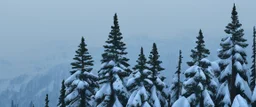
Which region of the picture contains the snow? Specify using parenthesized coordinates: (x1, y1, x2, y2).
(184, 66, 198, 75)
(201, 58, 211, 64)
(150, 86, 161, 107)
(234, 45, 245, 53)
(77, 81, 88, 89)
(95, 83, 111, 99)
(186, 93, 196, 104)
(142, 102, 151, 107)
(234, 61, 243, 71)
(234, 53, 243, 61)
(219, 64, 232, 80)
(65, 70, 81, 85)
(198, 69, 206, 80)
(217, 81, 231, 105)
(235, 74, 251, 99)
(211, 61, 220, 71)
(221, 36, 232, 45)
(183, 78, 195, 86)
(172, 96, 190, 107)
(113, 95, 123, 107)
(108, 60, 115, 66)
(202, 90, 214, 106)
(252, 86, 256, 101)
(232, 95, 248, 107)
(113, 66, 124, 72)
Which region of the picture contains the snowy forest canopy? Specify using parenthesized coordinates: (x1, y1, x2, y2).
(8, 4, 256, 107)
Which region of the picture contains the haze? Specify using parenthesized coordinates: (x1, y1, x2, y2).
(0, 0, 256, 79)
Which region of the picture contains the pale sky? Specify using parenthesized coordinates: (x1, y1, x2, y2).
(0, 0, 256, 79)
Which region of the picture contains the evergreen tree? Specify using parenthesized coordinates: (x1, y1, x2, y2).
(65, 37, 98, 107)
(95, 13, 130, 107)
(101, 13, 130, 71)
(217, 4, 251, 106)
(183, 59, 217, 107)
(187, 29, 210, 66)
(70, 37, 93, 74)
(250, 26, 256, 91)
(126, 47, 152, 107)
(170, 50, 183, 105)
(58, 80, 66, 107)
(147, 43, 168, 107)
(183, 29, 217, 106)
(45, 94, 49, 107)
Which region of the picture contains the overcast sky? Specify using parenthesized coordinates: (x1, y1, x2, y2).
(0, 0, 256, 79)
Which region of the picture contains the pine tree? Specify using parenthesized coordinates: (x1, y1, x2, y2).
(170, 50, 183, 105)
(45, 94, 49, 107)
(250, 26, 256, 91)
(58, 80, 66, 107)
(183, 59, 217, 107)
(70, 37, 93, 74)
(95, 13, 130, 107)
(126, 47, 152, 107)
(65, 37, 98, 107)
(147, 43, 168, 107)
(217, 4, 251, 106)
(187, 29, 210, 66)
(101, 13, 130, 71)
(183, 29, 217, 106)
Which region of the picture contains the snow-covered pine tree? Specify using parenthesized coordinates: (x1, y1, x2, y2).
(187, 29, 210, 66)
(183, 30, 217, 107)
(45, 94, 49, 107)
(183, 59, 217, 107)
(250, 26, 256, 91)
(147, 43, 168, 107)
(58, 80, 66, 107)
(126, 47, 152, 107)
(170, 50, 183, 106)
(95, 13, 130, 107)
(65, 37, 98, 107)
(216, 4, 251, 106)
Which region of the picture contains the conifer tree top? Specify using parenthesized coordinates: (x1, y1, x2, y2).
(187, 29, 210, 66)
(70, 37, 94, 74)
(102, 13, 129, 68)
(133, 47, 147, 72)
(148, 43, 164, 78)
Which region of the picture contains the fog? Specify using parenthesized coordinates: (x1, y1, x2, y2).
(0, 0, 256, 79)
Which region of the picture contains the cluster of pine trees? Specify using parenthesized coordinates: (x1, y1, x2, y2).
(35, 4, 256, 107)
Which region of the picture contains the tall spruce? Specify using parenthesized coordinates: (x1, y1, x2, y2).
(70, 37, 93, 74)
(45, 94, 49, 107)
(126, 47, 152, 107)
(187, 29, 210, 66)
(217, 4, 251, 106)
(65, 37, 98, 107)
(183, 30, 217, 106)
(250, 26, 256, 91)
(147, 43, 168, 107)
(58, 80, 66, 107)
(95, 13, 130, 107)
(101, 13, 130, 70)
(170, 50, 183, 105)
